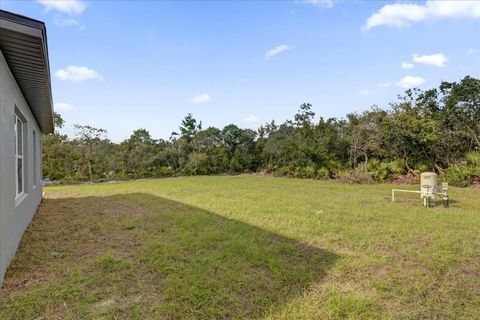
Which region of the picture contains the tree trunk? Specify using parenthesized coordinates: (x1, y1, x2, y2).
(88, 161, 92, 181)
(363, 152, 368, 173)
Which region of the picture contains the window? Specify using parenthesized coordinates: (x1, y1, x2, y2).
(14, 114, 24, 197)
(39, 138, 42, 184)
(33, 130, 37, 187)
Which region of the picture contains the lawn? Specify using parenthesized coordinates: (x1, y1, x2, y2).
(0, 176, 479, 319)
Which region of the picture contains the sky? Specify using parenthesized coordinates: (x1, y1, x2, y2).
(1, 0, 479, 142)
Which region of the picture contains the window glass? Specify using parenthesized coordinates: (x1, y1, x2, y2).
(15, 113, 25, 197)
(17, 118, 23, 156)
(33, 130, 37, 186)
(17, 158, 23, 195)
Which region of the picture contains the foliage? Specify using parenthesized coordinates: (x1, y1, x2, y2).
(446, 151, 480, 186)
(317, 167, 330, 179)
(445, 164, 468, 187)
(388, 159, 406, 175)
(42, 76, 480, 186)
(367, 159, 389, 181)
(294, 165, 316, 178)
(336, 168, 375, 184)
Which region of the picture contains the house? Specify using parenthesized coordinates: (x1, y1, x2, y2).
(0, 10, 54, 285)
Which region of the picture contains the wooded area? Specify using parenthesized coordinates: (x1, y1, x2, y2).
(43, 76, 480, 186)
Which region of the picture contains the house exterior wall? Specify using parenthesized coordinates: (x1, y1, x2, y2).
(0, 48, 43, 284)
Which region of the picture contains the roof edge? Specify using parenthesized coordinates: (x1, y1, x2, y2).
(0, 10, 54, 134)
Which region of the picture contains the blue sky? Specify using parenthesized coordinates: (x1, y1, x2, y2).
(2, 0, 479, 141)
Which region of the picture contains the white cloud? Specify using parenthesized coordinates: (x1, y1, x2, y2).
(55, 65, 103, 83)
(54, 17, 80, 27)
(302, 0, 334, 8)
(54, 102, 75, 112)
(396, 76, 426, 89)
(413, 53, 448, 67)
(467, 48, 476, 55)
(191, 93, 211, 104)
(401, 62, 414, 69)
(358, 89, 369, 96)
(365, 1, 480, 30)
(243, 115, 259, 124)
(36, 0, 86, 15)
(265, 44, 292, 59)
(377, 82, 391, 88)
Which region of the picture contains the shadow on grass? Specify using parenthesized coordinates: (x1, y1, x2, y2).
(1, 193, 337, 319)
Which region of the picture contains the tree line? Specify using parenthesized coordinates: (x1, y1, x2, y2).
(43, 76, 480, 186)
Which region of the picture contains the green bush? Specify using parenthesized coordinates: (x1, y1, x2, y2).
(316, 167, 330, 179)
(273, 165, 292, 177)
(326, 160, 342, 176)
(263, 164, 275, 174)
(366, 159, 381, 172)
(388, 159, 406, 175)
(446, 151, 480, 186)
(337, 168, 375, 184)
(465, 151, 480, 177)
(446, 164, 468, 187)
(294, 166, 316, 178)
(304, 166, 316, 178)
(465, 151, 480, 166)
(366, 159, 389, 181)
(415, 161, 433, 172)
(158, 166, 174, 176)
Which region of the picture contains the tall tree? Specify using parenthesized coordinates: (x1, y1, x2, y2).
(73, 125, 108, 181)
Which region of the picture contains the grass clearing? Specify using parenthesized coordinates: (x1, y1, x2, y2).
(0, 176, 479, 319)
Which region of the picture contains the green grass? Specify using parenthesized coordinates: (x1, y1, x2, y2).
(1, 176, 479, 319)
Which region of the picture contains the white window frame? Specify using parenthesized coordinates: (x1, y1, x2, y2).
(14, 113, 25, 198)
(39, 137, 42, 185)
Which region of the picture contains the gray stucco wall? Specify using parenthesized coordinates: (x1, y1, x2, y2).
(0, 48, 43, 285)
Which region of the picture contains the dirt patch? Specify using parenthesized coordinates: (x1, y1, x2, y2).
(103, 200, 150, 216)
(0, 196, 148, 298)
(410, 236, 430, 250)
(391, 173, 418, 185)
(470, 178, 480, 188)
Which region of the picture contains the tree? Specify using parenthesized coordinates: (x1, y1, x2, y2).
(42, 112, 70, 180)
(176, 113, 202, 143)
(40, 76, 480, 183)
(73, 124, 108, 181)
(53, 112, 65, 132)
(440, 76, 480, 150)
(119, 129, 159, 178)
(347, 109, 386, 170)
(222, 124, 258, 172)
(294, 103, 315, 135)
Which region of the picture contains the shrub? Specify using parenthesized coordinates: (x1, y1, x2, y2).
(446, 151, 480, 186)
(366, 159, 389, 181)
(263, 164, 275, 174)
(316, 167, 330, 179)
(294, 166, 316, 178)
(366, 159, 380, 172)
(465, 151, 480, 178)
(415, 161, 433, 172)
(336, 168, 375, 184)
(273, 165, 292, 177)
(388, 159, 406, 175)
(228, 158, 243, 174)
(326, 160, 342, 176)
(465, 151, 480, 166)
(158, 166, 174, 176)
(446, 164, 468, 187)
(305, 165, 316, 178)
